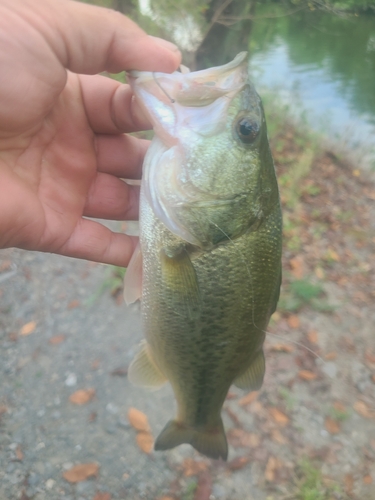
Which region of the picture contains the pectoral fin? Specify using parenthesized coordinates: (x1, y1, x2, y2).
(234, 349, 265, 391)
(160, 248, 200, 319)
(128, 341, 167, 390)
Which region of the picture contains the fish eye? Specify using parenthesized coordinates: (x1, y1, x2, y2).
(235, 116, 260, 144)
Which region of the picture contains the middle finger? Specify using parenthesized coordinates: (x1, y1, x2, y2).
(95, 133, 149, 179)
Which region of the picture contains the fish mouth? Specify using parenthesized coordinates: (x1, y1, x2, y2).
(128, 51, 249, 109)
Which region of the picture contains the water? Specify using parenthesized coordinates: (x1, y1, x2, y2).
(246, 5, 375, 166)
(137, 0, 375, 167)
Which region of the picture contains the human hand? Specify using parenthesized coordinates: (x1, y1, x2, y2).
(0, 0, 181, 267)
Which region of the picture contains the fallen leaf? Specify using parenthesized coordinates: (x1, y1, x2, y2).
(128, 408, 151, 432)
(298, 370, 317, 381)
(314, 267, 325, 279)
(49, 334, 66, 345)
(69, 389, 95, 405)
(0, 259, 12, 272)
(63, 463, 99, 483)
(333, 401, 346, 412)
(365, 350, 375, 365)
(227, 456, 251, 471)
(225, 406, 242, 427)
(93, 493, 111, 500)
(354, 401, 375, 419)
(136, 431, 154, 454)
(344, 473, 354, 494)
(307, 330, 318, 343)
(265, 456, 279, 482)
(91, 359, 100, 370)
(110, 367, 128, 377)
(227, 429, 260, 448)
(88, 412, 97, 423)
(269, 408, 289, 427)
(271, 429, 287, 444)
(289, 256, 304, 279)
(0, 406, 7, 416)
(363, 475, 373, 485)
(20, 321, 36, 336)
(238, 391, 259, 407)
(68, 300, 80, 309)
(182, 458, 209, 477)
(15, 445, 24, 461)
(194, 471, 212, 500)
(325, 352, 337, 360)
(325, 248, 340, 262)
(325, 417, 340, 434)
(269, 343, 294, 353)
(287, 315, 300, 329)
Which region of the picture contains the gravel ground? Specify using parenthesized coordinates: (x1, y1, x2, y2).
(0, 154, 375, 499)
(0, 244, 374, 500)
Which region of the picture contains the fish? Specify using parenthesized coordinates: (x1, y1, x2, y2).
(124, 52, 282, 461)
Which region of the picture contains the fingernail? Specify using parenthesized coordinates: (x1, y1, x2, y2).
(149, 36, 180, 53)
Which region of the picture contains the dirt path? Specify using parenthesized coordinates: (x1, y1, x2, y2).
(0, 133, 375, 499)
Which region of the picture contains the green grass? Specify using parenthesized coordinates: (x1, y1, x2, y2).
(181, 480, 198, 500)
(295, 459, 342, 500)
(86, 265, 126, 305)
(278, 278, 331, 313)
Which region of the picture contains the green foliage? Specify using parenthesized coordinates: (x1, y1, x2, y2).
(328, 406, 350, 421)
(279, 278, 333, 313)
(86, 265, 126, 305)
(182, 480, 198, 500)
(290, 279, 323, 301)
(279, 387, 296, 410)
(295, 458, 342, 500)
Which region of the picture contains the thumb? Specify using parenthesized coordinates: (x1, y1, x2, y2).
(11, 0, 182, 75)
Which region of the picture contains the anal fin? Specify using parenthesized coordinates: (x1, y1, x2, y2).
(128, 341, 167, 390)
(234, 349, 265, 391)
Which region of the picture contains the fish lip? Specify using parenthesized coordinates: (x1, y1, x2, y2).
(128, 51, 248, 81)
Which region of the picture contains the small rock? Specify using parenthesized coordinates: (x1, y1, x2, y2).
(28, 473, 41, 487)
(76, 480, 95, 495)
(45, 478, 55, 490)
(105, 422, 117, 434)
(65, 373, 77, 387)
(117, 417, 130, 429)
(322, 362, 337, 378)
(212, 484, 226, 498)
(106, 403, 119, 415)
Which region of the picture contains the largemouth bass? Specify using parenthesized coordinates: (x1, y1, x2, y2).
(125, 52, 282, 460)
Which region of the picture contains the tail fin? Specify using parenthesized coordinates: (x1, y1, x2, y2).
(154, 419, 228, 461)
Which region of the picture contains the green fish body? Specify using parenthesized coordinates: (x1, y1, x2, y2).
(125, 53, 282, 460)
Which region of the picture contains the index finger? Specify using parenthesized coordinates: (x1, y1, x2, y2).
(34, 0, 182, 74)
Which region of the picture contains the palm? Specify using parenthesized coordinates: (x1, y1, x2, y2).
(0, 0, 180, 266)
(0, 74, 98, 254)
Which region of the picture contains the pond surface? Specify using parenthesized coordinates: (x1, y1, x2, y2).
(136, 0, 375, 167)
